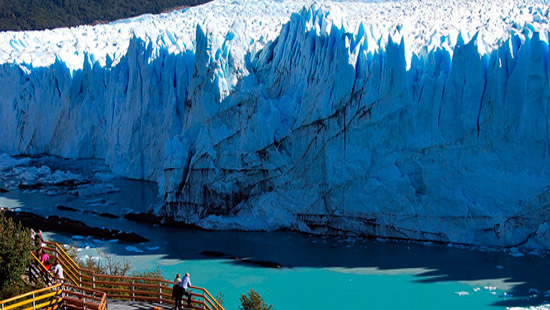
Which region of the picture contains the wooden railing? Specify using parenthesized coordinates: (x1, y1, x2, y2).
(29, 253, 54, 287)
(0, 284, 107, 310)
(41, 241, 224, 310)
(0, 284, 63, 310)
(62, 284, 107, 310)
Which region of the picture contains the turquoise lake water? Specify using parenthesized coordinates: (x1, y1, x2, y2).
(1, 163, 548, 310)
(45, 227, 548, 310)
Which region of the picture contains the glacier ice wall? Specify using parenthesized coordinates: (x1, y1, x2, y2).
(0, 38, 194, 180)
(1, 6, 550, 249)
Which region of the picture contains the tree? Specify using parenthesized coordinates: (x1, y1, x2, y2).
(0, 213, 34, 295)
(239, 289, 272, 310)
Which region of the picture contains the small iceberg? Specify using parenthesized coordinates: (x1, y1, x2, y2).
(125, 245, 143, 253)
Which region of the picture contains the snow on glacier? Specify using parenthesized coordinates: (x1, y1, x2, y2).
(1, 0, 550, 249)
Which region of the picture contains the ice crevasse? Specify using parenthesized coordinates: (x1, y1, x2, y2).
(1, 1, 550, 250)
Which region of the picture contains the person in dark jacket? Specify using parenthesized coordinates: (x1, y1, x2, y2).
(172, 273, 183, 310)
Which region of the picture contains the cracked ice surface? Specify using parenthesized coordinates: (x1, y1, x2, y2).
(1, 0, 550, 249)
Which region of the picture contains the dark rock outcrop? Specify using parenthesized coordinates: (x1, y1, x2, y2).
(200, 250, 282, 268)
(1, 208, 147, 243)
(124, 211, 202, 229)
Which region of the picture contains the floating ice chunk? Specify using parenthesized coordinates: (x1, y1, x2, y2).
(529, 288, 541, 297)
(125, 246, 143, 253)
(485, 286, 497, 291)
(0, 154, 31, 171)
(70, 183, 120, 197)
(506, 304, 550, 310)
(146, 246, 160, 250)
(85, 198, 116, 207)
(528, 250, 543, 257)
(43, 189, 61, 196)
(508, 247, 525, 257)
(455, 291, 469, 296)
(93, 172, 116, 182)
(473, 287, 481, 292)
(42, 170, 85, 185)
(12, 166, 51, 184)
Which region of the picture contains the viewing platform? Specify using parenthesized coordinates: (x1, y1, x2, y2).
(1, 241, 224, 310)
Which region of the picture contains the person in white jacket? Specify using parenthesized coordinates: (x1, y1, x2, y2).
(52, 258, 64, 283)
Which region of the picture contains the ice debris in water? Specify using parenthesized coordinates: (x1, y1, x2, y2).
(0, 154, 31, 171)
(507, 305, 550, 310)
(125, 246, 144, 253)
(508, 247, 525, 257)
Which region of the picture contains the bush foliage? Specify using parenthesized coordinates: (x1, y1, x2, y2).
(0, 213, 34, 298)
(239, 289, 272, 310)
(0, 0, 211, 31)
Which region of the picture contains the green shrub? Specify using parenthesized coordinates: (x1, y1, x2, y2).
(215, 291, 225, 306)
(132, 265, 163, 279)
(0, 284, 31, 299)
(239, 289, 272, 310)
(0, 214, 34, 297)
(67, 246, 132, 276)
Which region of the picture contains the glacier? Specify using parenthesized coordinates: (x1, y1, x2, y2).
(1, 0, 550, 250)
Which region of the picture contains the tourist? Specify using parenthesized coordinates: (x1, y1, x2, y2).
(37, 230, 46, 246)
(44, 259, 52, 271)
(52, 258, 64, 283)
(173, 273, 183, 310)
(39, 248, 49, 265)
(180, 273, 192, 306)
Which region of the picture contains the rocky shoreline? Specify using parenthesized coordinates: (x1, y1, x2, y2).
(0, 207, 149, 243)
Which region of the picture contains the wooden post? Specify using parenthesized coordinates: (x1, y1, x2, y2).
(131, 279, 135, 301)
(158, 281, 162, 304)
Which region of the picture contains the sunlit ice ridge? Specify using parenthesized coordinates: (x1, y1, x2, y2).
(1, 0, 550, 251)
